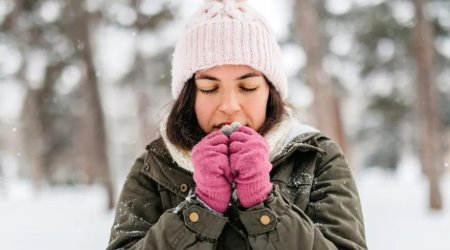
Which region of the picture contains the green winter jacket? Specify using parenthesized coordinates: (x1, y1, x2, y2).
(107, 132, 367, 249)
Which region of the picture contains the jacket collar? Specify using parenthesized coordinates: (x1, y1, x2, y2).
(159, 111, 321, 173)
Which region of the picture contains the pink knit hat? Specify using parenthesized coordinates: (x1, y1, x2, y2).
(171, 0, 288, 99)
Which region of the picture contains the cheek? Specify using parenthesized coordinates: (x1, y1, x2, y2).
(245, 93, 269, 129)
(195, 96, 214, 131)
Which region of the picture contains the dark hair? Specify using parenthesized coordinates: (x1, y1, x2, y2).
(166, 76, 287, 150)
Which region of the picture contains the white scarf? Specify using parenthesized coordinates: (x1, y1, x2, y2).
(159, 112, 319, 173)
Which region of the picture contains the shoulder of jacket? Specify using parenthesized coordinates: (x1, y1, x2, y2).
(125, 138, 173, 175)
(144, 137, 174, 161)
(145, 137, 165, 153)
(292, 132, 342, 154)
(141, 137, 189, 176)
(300, 133, 347, 178)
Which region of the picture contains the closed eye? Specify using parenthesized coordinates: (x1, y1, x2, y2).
(240, 86, 258, 92)
(199, 87, 218, 94)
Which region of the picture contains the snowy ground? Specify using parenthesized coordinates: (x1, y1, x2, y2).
(1, 170, 449, 250)
(0, 181, 114, 250)
(359, 169, 450, 250)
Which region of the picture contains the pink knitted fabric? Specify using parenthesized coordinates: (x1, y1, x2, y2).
(192, 131, 232, 214)
(229, 126, 273, 208)
(171, 0, 288, 100)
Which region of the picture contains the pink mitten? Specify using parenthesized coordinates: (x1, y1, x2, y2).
(192, 131, 232, 213)
(229, 126, 273, 208)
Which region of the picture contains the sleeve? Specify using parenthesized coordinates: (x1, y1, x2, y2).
(106, 153, 228, 250)
(237, 138, 367, 250)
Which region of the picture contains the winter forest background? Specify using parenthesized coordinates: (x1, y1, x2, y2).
(0, 0, 449, 249)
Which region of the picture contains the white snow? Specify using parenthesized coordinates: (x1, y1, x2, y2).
(0, 79, 26, 120)
(329, 32, 354, 56)
(287, 79, 314, 108)
(352, 0, 385, 7)
(107, 2, 137, 27)
(94, 25, 136, 83)
(247, 0, 291, 40)
(390, 0, 415, 27)
(0, 181, 115, 250)
(56, 64, 82, 96)
(376, 38, 395, 62)
(1, 169, 449, 249)
(282, 43, 306, 77)
(25, 49, 49, 89)
(365, 71, 395, 97)
(139, 0, 165, 16)
(359, 169, 450, 250)
(436, 69, 450, 93)
(39, 0, 61, 23)
(325, 0, 353, 16)
(435, 36, 450, 60)
(1, 0, 450, 249)
(0, 43, 22, 76)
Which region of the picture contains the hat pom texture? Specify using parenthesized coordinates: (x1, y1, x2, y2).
(171, 0, 288, 99)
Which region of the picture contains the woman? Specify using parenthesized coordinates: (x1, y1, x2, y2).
(107, 0, 367, 249)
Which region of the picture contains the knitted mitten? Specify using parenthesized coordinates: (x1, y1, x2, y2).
(229, 126, 273, 208)
(192, 131, 232, 213)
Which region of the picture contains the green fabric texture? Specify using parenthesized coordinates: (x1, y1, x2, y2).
(107, 132, 367, 249)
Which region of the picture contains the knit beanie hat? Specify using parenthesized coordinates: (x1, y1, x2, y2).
(171, 0, 288, 99)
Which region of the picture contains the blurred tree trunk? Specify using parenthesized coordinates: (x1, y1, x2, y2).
(69, 0, 115, 209)
(135, 76, 158, 149)
(7, 0, 76, 187)
(294, 0, 349, 158)
(411, 0, 443, 210)
(131, 0, 171, 148)
(132, 0, 154, 149)
(0, 0, 22, 31)
(22, 61, 64, 186)
(9, 1, 46, 188)
(22, 88, 46, 187)
(132, 52, 155, 148)
(40, 63, 66, 182)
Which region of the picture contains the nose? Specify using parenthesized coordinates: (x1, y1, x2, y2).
(218, 91, 241, 114)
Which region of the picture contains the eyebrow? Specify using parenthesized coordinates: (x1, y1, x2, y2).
(195, 72, 262, 81)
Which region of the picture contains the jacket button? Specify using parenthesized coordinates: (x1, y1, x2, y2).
(180, 184, 189, 193)
(260, 214, 271, 225)
(189, 212, 199, 223)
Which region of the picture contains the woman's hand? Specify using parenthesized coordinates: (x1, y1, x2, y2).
(229, 126, 273, 208)
(192, 131, 232, 214)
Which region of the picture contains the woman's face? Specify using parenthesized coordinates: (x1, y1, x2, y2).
(194, 65, 269, 134)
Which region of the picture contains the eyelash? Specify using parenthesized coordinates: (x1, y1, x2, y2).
(200, 88, 218, 94)
(242, 87, 258, 92)
(200, 87, 258, 94)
